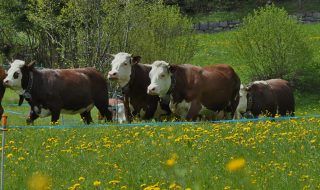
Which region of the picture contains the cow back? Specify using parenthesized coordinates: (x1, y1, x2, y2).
(267, 79, 295, 115)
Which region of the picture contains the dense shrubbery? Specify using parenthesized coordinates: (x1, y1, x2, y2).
(234, 5, 319, 91)
(0, 0, 196, 70)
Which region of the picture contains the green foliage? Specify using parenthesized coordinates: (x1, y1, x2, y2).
(233, 5, 319, 90)
(0, 0, 196, 70)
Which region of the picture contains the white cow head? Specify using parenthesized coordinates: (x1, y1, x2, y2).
(107, 52, 141, 87)
(3, 59, 35, 93)
(147, 61, 175, 97)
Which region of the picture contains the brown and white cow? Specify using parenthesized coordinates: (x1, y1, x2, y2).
(0, 67, 6, 119)
(3, 60, 112, 124)
(245, 79, 295, 118)
(147, 61, 241, 120)
(107, 52, 171, 122)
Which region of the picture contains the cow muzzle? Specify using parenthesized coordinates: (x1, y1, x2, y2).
(147, 85, 159, 95)
(3, 79, 10, 87)
(108, 71, 119, 80)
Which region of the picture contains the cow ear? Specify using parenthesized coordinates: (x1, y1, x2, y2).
(27, 60, 36, 68)
(132, 56, 141, 65)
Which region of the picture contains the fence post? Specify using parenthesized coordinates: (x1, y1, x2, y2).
(1, 115, 8, 190)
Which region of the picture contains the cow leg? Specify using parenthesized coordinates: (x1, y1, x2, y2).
(26, 110, 39, 125)
(186, 101, 202, 121)
(143, 102, 157, 120)
(95, 104, 112, 122)
(50, 110, 61, 124)
(0, 103, 3, 120)
(80, 111, 93, 124)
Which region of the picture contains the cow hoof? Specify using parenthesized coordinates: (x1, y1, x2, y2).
(26, 118, 34, 125)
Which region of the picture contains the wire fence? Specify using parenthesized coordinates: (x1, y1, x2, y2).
(3, 106, 320, 129)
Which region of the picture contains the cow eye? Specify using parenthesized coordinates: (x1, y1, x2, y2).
(123, 63, 128, 66)
(13, 72, 19, 79)
(160, 74, 165, 78)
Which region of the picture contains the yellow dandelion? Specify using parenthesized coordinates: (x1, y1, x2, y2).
(18, 157, 25, 161)
(226, 158, 246, 172)
(166, 153, 178, 167)
(169, 182, 182, 189)
(6, 153, 13, 159)
(93, 180, 101, 187)
(108, 180, 120, 185)
(78, 176, 85, 182)
(28, 173, 51, 190)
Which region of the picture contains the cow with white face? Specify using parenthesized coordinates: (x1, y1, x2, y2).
(3, 59, 25, 93)
(108, 52, 139, 87)
(107, 53, 171, 122)
(147, 61, 241, 120)
(4, 59, 112, 124)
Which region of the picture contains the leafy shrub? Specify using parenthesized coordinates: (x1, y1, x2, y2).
(1, 0, 196, 70)
(233, 5, 319, 91)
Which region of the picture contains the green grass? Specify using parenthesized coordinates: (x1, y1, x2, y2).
(3, 117, 320, 189)
(191, 0, 320, 23)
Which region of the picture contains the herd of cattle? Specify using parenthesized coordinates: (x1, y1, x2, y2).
(0, 52, 295, 124)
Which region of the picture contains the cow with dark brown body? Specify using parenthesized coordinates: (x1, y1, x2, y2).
(245, 79, 295, 117)
(147, 61, 241, 120)
(3, 60, 112, 124)
(0, 67, 6, 119)
(107, 52, 171, 122)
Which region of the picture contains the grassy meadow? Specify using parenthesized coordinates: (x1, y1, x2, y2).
(1, 24, 320, 189)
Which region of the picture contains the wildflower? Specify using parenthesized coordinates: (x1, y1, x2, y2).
(109, 180, 120, 185)
(78, 176, 85, 182)
(169, 182, 182, 189)
(226, 158, 246, 172)
(166, 153, 178, 167)
(28, 173, 51, 190)
(18, 157, 25, 161)
(93, 180, 101, 187)
(6, 153, 13, 159)
(68, 183, 80, 190)
(144, 182, 160, 190)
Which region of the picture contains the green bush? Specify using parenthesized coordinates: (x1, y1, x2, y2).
(0, 0, 196, 70)
(233, 5, 319, 91)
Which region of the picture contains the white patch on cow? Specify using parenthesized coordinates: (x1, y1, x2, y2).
(108, 52, 132, 87)
(169, 97, 191, 119)
(139, 109, 146, 118)
(61, 104, 94, 114)
(253, 80, 268, 85)
(147, 61, 171, 97)
(39, 108, 51, 118)
(153, 102, 168, 119)
(3, 59, 25, 91)
(234, 84, 248, 119)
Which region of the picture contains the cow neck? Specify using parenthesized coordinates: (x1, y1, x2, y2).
(22, 71, 34, 100)
(160, 74, 176, 104)
(121, 63, 136, 95)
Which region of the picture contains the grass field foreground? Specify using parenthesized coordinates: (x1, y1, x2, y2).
(2, 118, 320, 189)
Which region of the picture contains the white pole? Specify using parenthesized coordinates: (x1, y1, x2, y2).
(1, 115, 8, 190)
